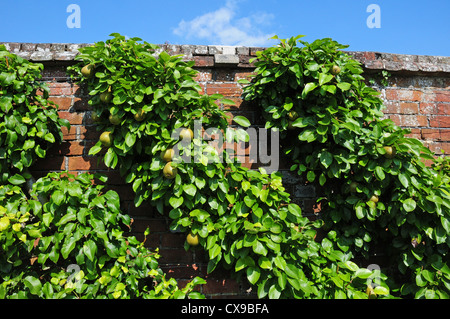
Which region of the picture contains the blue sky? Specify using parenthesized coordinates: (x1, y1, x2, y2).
(0, 0, 449, 56)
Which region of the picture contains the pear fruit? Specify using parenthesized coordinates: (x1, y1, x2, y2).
(186, 232, 199, 246)
(331, 65, 341, 75)
(99, 131, 112, 147)
(179, 128, 194, 141)
(81, 64, 94, 78)
(383, 146, 396, 159)
(100, 87, 113, 103)
(134, 108, 146, 122)
(109, 113, 121, 126)
(91, 112, 101, 123)
(163, 162, 177, 179)
(160, 148, 175, 162)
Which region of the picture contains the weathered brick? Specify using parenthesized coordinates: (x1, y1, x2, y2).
(47, 82, 73, 96)
(80, 126, 101, 141)
(62, 125, 77, 141)
(193, 56, 214, 67)
(48, 97, 72, 110)
(68, 141, 85, 156)
(193, 70, 213, 82)
(384, 88, 398, 100)
(384, 101, 399, 114)
(421, 92, 437, 102)
(430, 116, 450, 128)
(435, 91, 450, 103)
(58, 111, 84, 125)
(388, 114, 428, 127)
(397, 90, 423, 102)
(406, 128, 421, 139)
(420, 102, 436, 114)
(214, 54, 239, 66)
(206, 83, 242, 97)
(399, 102, 419, 114)
(437, 104, 450, 115)
(422, 128, 443, 140)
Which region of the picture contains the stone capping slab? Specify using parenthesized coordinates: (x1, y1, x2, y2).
(1, 42, 449, 74)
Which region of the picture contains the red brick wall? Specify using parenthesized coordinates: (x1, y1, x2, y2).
(3, 42, 449, 298)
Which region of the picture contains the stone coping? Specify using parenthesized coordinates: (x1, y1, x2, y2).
(1, 42, 449, 75)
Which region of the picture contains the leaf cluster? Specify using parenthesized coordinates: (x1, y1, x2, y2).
(0, 46, 203, 299)
(242, 35, 450, 299)
(73, 33, 392, 299)
(0, 172, 205, 299)
(0, 45, 69, 182)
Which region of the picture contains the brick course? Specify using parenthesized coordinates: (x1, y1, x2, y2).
(3, 42, 449, 298)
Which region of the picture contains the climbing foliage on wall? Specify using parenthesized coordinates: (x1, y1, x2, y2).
(0, 44, 204, 299)
(69, 33, 396, 299)
(241, 35, 450, 299)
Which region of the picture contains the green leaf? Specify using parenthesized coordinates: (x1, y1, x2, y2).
(61, 237, 77, 259)
(51, 190, 65, 206)
(398, 173, 409, 188)
(318, 73, 333, 86)
(337, 82, 351, 91)
(252, 240, 268, 256)
(354, 268, 373, 279)
(236, 256, 255, 272)
(247, 267, 261, 285)
(57, 210, 76, 226)
(83, 240, 97, 262)
(209, 244, 221, 259)
(23, 276, 42, 296)
(190, 209, 210, 223)
(344, 261, 359, 272)
(169, 196, 184, 209)
(221, 99, 236, 106)
(8, 174, 26, 185)
(268, 284, 281, 299)
(233, 115, 251, 127)
(320, 151, 333, 169)
(319, 173, 326, 186)
(125, 132, 136, 147)
(307, 170, 316, 182)
(403, 198, 416, 212)
(195, 177, 206, 189)
(375, 166, 385, 180)
(302, 82, 317, 98)
(258, 256, 272, 269)
(183, 184, 197, 197)
(298, 130, 316, 142)
(373, 286, 389, 295)
(288, 203, 302, 217)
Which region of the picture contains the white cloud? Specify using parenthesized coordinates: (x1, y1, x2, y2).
(173, 0, 275, 47)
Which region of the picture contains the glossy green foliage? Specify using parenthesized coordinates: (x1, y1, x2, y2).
(0, 45, 69, 183)
(71, 34, 392, 299)
(242, 35, 450, 299)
